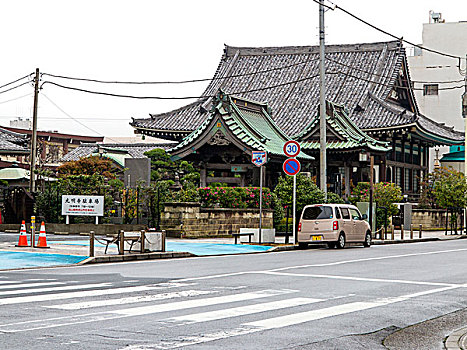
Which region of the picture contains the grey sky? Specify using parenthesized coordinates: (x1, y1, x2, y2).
(0, 0, 465, 138)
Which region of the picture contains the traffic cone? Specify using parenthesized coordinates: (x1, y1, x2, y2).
(16, 220, 29, 247)
(36, 221, 49, 248)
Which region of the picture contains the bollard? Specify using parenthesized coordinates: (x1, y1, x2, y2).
(161, 230, 166, 252)
(31, 216, 36, 248)
(410, 224, 414, 240)
(140, 230, 145, 253)
(391, 225, 395, 240)
(89, 231, 95, 257)
(401, 228, 404, 240)
(119, 230, 125, 255)
(419, 224, 422, 238)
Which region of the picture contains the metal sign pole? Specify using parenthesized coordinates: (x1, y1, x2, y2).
(259, 165, 263, 244)
(292, 174, 297, 244)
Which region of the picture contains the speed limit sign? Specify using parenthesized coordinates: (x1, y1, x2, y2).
(283, 140, 300, 158)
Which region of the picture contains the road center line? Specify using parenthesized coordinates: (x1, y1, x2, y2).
(173, 247, 467, 284)
(269, 247, 467, 272)
(259, 271, 459, 287)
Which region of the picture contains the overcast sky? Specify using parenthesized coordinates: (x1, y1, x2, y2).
(0, 0, 465, 139)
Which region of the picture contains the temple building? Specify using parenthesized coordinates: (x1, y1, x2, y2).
(131, 40, 463, 198)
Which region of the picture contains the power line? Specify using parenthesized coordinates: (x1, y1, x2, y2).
(42, 52, 462, 91)
(312, 0, 464, 61)
(0, 93, 33, 105)
(0, 81, 32, 95)
(325, 56, 465, 84)
(41, 57, 321, 86)
(41, 69, 465, 101)
(41, 93, 121, 143)
(0, 74, 32, 90)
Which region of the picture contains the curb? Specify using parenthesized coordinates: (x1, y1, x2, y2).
(85, 251, 195, 264)
(445, 326, 467, 349)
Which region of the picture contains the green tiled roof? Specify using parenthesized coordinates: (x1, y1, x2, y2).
(298, 101, 390, 153)
(440, 150, 464, 162)
(169, 90, 313, 160)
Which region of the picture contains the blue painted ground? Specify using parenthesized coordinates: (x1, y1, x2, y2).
(47, 240, 273, 256)
(0, 251, 88, 270)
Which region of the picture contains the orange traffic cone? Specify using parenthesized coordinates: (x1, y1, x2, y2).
(16, 220, 29, 247)
(36, 221, 49, 248)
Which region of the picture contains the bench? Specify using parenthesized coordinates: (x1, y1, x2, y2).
(100, 232, 141, 254)
(232, 232, 254, 244)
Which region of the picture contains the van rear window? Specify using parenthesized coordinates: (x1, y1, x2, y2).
(302, 206, 333, 220)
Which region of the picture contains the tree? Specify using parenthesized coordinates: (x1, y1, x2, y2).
(350, 181, 402, 229)
(273, 174, 343, 217)
(57, 156, 115, 179)
(144, 149, 199, 187)
(431, 167, 467, 209)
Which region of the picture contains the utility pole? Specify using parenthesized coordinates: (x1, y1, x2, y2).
(29, 68, 40, 193)
(319, 0, 327, 197)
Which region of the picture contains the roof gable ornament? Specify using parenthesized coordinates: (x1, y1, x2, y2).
(207, 130, 231, 146)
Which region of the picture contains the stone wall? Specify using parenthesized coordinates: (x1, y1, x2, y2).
(411, 209, 462, 229)
(161, 202, 273, 238)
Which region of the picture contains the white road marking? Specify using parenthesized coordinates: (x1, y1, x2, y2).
(45, 289, 219, 310)
(0, 284, 161, 305)
(0, 281, 65, 290)
(130, 285, 460, 349)
(0, 289, 296, 333)
(0, 282, 111, 297)
(0, 281, 23, 286)
(260, 271, 457, 287)
(167, 297, 322, 324)
(246, 285, 460, 329)
(0, 289, 296, 332)
(112, 289, 296, 317)
(269, 247, 467, 272)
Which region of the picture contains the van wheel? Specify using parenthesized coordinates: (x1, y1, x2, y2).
(298, 242, 308, 249)
(337, 233, 345, 249)
(363, 231, 372, 247)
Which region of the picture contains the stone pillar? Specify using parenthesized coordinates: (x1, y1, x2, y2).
(344, 163, 351, 199)
(200, 165, 207, 187)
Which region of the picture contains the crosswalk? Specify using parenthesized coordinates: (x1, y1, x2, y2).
(0, 276, 458, 349)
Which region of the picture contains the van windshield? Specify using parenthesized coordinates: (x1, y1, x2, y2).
(302, 206, 333, 220)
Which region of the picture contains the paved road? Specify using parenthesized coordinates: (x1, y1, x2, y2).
(1, 240, 467, 349)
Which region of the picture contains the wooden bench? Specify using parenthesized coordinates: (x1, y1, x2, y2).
(232, 232, 254, 244)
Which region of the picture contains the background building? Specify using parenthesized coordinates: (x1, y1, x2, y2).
(408, 11, 467, 171)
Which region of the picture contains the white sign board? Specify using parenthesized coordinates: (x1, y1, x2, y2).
(61, 195, 104, 216)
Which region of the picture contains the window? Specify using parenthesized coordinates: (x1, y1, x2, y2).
(335, 207, 341, 219)
(405, 168, 411, 191)
(349, 208, 361, 220)
(302, 206, 333, 220)
(341, 208, 350, 220)
(423, 84, 438, 96)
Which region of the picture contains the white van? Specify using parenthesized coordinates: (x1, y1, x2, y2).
(298, 204, 371, 249)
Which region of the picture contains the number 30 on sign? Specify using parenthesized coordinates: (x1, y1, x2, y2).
(283, 140, 300, 158)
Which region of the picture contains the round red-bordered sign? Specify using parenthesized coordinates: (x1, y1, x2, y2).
(283, 140, 301, 157)
(283, 158, 301, 176)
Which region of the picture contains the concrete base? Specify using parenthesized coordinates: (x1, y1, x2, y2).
(239, 228, 275, 243)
